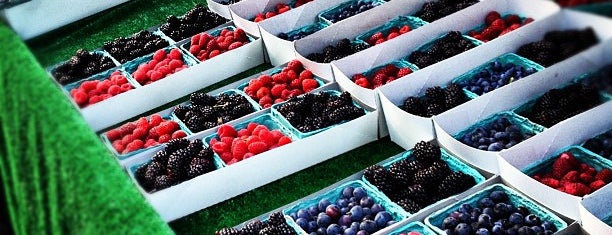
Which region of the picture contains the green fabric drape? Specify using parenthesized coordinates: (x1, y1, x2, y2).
(0, 24, 173, 235)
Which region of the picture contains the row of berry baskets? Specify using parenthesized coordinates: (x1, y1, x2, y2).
(44, 0, 612, 232)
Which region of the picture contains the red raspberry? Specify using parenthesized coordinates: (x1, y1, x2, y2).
(132, 127, 148, 140)
(228, 41, 244, 50)
(258, 130, 276, 147)
(579, 172, 594, 184)
(286, 60, 303, 72)
(153, 49, 166, 61)
(281, 89, 291, 100)
(206, 40, 218, 51)
(144, 139, 158, 148)
(386, 76, 397, 84)
(111, 74, 128, 85)
(150, 71, 164, 81)
(121, 134, 135, 146)
(112, 141, 125, 153)
(248, 141, 268, 154)
(107, 85, 122, 96)
(135, 117, 148, 130)
(397, 68, 413, 77)
(121, 83, 133, 92)
(354, 77, 370, 88)
(119, 122, 137, 135)
(563, 182, 591, 196)
(149, 114, 163, 127)
(552, 152, 580, 178)
(246, 123, 258, 133)
(226, 157, 238, 165)
(158, 134, 171, 143)
(399, 25, 411, 34)
(218, 41, 230, 51)
(124, 139, 144, 153)
(258, 95, 273, 107)
(218, 124, 237, 138)
(191, 34, 201, 46)
(289, 79, 302, 89)
(231, 140, 248, 160)
(522, 18, 534, 25)
(155, 121, 175, 136)
(132, 71, 147, 84)
(561, 171, 580, 183)
(289, 89, 302, 98)
(278, 136, 292, 146)
(248, 79, 264, 92)
(259, 74, 273, 86)
(189, 45, 201, 55)
(590, 180, 606, 191)
(371, 73, 386, 87)
(82, 80, 98, 91)
(369, 32, 384, 45)
(246, 135, 262, 146)
(96, 80, 112, 92)
(485, 11, 501, 26)
(158, 65, 173, 76)
(387, 32, 400, 40)
(504, 14, 521, 25)
(480, 27, 502, 41)
(301, 79, 318, 92)
(106, 129, 122, 141)
(595, 168, 612, 183)
(278, 5, 290, 14)
(265, 11, 277, 19)
(271, 84, 287, 98)
(285, 70, 298, 82)
(224, 36, 235, 43)
(252, 125, 269, 136)
(490, 19, 506, 31)
(256, 87, 271, 99)
(171, 130, 187, 139)
(73, 90, 89, 106)
(540, 178, 560, 188)
(220, 152, 233, 163)
(209, 50, 221, 59)
(243, 153, 254, 159)
(169, 59, 183, 70)
(237, 129, 250, 137)
(234, 28, 247, 41)
(299, 70, 313, 81)
(220, 137, 234, 146)
(254, 14, 265, 23)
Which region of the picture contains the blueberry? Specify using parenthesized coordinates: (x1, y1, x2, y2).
(362, 207, 371, 216)
(338, 199, 349, 208)
(478, 145, 489, 150)
(482, 208, 494, 216)
(342, 186, 355, 198)
(309, 221, 318, 232)
(310, 232, 317, 235)
(481, 81, 490, 88)
(479, 198, 495, 208)
(350, 222, 359, 231)
(491, 224, 503, 234)
(488, 142, 504, 151)
(543, 230, 554, 235)
(459, 204, 473, 214)
(458, 213, 472, 223)
(494, 203, 510, 218)
(359, 220, 377, 233)
(476, 228, 490, 235)
(360, 196, 374, 208)
(484, 86, 492, 93)
(505, 141, 518, 149)
(341, 207, 349, 215)
(443, 217, 459, 229)
(374, 211, 392, 228)
(517, 225, 534, 235)
(353, 187, 367, 200)
(370, 204, 382, 215)
(326, 204, 341, 220)
(317, 227, 328, 235)
(317, 213, 332, 228)
(298, 209, 310, 219)
(338, 215, 352, 227)
(327, 224, 343, 235)
(516, 207, 530, 216)
(478, 214, 494, 228)
(493, 131, 508, 140)
(355, 231, 368, 235)
(531, 225, 543, 233)
(525, 67, 536, 75)
(349, 206, 364, 221)
(319, 199, 331, 211)
(506, 227, 519, 235)
(524, 214, 540, 226)
(290, 212, 297, 221)
(309, 206, 319, 216)
(297, 218, 309, 231)
(343, 228, 356, 235)
(509, 213, 523, 225)
(454, 223, 472, 235)
(540, 221, 557, 232)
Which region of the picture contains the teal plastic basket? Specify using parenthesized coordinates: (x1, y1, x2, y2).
(452, 111, 546, 152)
(355, 16, 428, 45)
(63, 67, 139, 108)
(122, 45, 198, 86)
(101, 113, 191, 160)
(424, 184, 568, 235)
(318, 0, 386, 25)
(572, 2, 612, 18)
(283, 180, 409, 234)
(360, 60, 419, 82)
(171, 89, 262, 135)
(522, 146, 612, 179)
(271, 90, 368, 139)
(362, 148, 486, 216)
(406, 33, 483, 70)
(451, 53, 544, 99)
(604, 213, 612, 226)
(179, 26, 256, 61)
(48, 50, 118, 85)
(203, 113, 296, 167)
(388, 221, 436, 235)
(466, 14, 529, 43)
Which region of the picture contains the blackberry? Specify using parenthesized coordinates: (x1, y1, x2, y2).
(425, 103, 445, 117)
(173, 105, 190, 120)
(517, 28, 597, 67)
(414, 161, 451, 186)
(240, 220, 265, 235)
(405, 184, 430, 204)
(135, 164, 153, 191)
(425, 86, 446, 108)
(437, 172, 476, 198)
(445, 83, 466, 108)
(408, 31, 477, 68)
(186, 116, 207, 133)
(197, 147, 214, 160)
(167, 149, 192, 180)
(145, 161, 165, 184)
(273, 224, 297, 235)
(187, 139, 204, 152)
(51, 49, 115, 85)
(412, 141, 441, 164)
(216, 228, 241, 235)
(267, 212, 286, 226)
(389, 162, 413, 187)
(397, 198, 422, 213)
(188, 158, 215, 179)
(363, 165, 396, 196)
(154, 175, 173, 190)
(523, 83, 601, 127)
(151, 150, 169, 165)
(190, 92, 216, 106)
(326, 105, 365, 124)
(401, 97, 426, 116)
(166, 138, 190, 154)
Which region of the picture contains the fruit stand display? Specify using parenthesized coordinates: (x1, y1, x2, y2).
(1, 0, 612, 234)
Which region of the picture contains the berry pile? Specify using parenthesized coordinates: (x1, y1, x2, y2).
(135, 139, 215, 192)
(583, 129, 612, 160)
(516, 28, 598, 67)
(408, 31, 478, 69)
(365, 24, 412, 45)
(324, 0, 379, 24)
(103, 30, 169, 63)
(278, 24, 325, 41)
(253, 3, 291, 22)
(400, 84, 468, 117)
(69, 70, 133, 107)
(413, 0, 478, 23)
(468, 11, 533, 42)
(187, 28, 250, 62)
(209, 123, 293, 165)
(439, 189, 558, 235)
(215, 212, 297, 235)
(555, 0, 608, 7)
(242, 60, 320, 108)
(130, 48, 188, 85)
(457, 60, 538, 96)
(289, 185, 397, 235)
(364, 141, 477, 213)
(105, 114, 187, 154)
(520, 83, 601, 127)
(306, 38, 371, 63)
(352, 63, 413, 89)
(533, 151, 611, 196)
(52, 49, 115, 85)
(159, 4, 227, 41)
(579, 64, 612, 95)
(276, 92, 366, 133)
(459, 115, 534, 152)
(174, 92, 256, 133)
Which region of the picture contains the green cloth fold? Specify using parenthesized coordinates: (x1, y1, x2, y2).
(0, 24, 173, 235)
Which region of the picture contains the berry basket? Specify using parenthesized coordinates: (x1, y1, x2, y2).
(466, 13, 530, 43)
(451, 53, 544, 99)
(279, 22, 330, 42)
(63, 67, 140, 107)
(47, 50, 120, 85)
(282, 180, 409, 234)
(404, 33, 483, 70)
(360, 60, 419, 83)
(100, 113, 190, 160)
(387, 221, 436, 235)
(355, 16, 428, 46)
(452, 111, 546, 152)
(179, 25, 256, 62)
(122, 45, 198, 86)
(318, 0, 386, 25)
(522, 146, 612, 184)
(171, 89, 262, 135)
(203, 113, 296, 167)
(581, 129, 612, 160)
(270, 90, 369, 139)
(424, 184, 568, 234)
(362, 148, 486, 216)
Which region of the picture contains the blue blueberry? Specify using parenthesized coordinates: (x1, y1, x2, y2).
(342, 186, 355, 198)
(524, 214, 540, 226)
(370, 204, 382, 215)
(386, 220, 396, 227)
(359, 196, 374, 208)
(458, 213, 472, 223)
(298, 209, 310, 219)
(443, 217, 459, 229)
(492, 224, 503, 234)
(297, 218, 309, 231)
(350, 222, 359, 231)
(509, 213, 523, 225)
(374, 211, 392, 228)
(317, 227, 328, 235)
(494, 203, 510, 218)
(355, 231, 368, 235)
(338, 215, 352, 227)
(478, 214, 494, 228)
(540, 221, 557, 232)
(317, 213, 332, 228)
(349, 206, 364, 221)
(517, 225, 534, 235)
(454, 223, 472, 235)
(359, 220, 377, 233)
(337, 199, 349, 208)
(459, 204, 473, 214)
(309, 206, 319, 216)
(308, 221, 318, 232)
(362, 207, 371, 216)
(327, 224, 343, 235)
(353, 187, 367, 200)
(341, 207, 349, 215)
(479, 198, 495, 208)
(482, 208, 494, 216)
(319, 199, 331, 212)
(343, 228, 356, 235)
(476, 228, 490, 235)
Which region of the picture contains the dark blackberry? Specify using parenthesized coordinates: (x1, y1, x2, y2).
(151, 149, 169, 165)
(173, 105, 189, 120)
(425, 103, 445, 117)
(326, 105, 365, 124)
(426, 86, 446, 107)
(405, 184, 430, 204)
(190, 92, 217, 106)
(414, 0, 477, 22)
(167, 148, 191, 180)
(363, 165, 396, 196)
(408, 31, 477, 68)
(267, 212, 286, 226)
(187, 139, 204, 152)
(437, 172, 476, 198)
(397, 198, 422, 213)
(52, 49, 115, 85)
(445, 83, 466, 108)
(240, 220, 265, 235)
(188, 158, 215, 178)
(145, 161, 165, 184)
(401, 97, 426, 116)
(414, 161, 451, 186)
(186, 116, 207, 133)
(523, 84, 601, 127)
(135, 164, 153, 191)
(216, 228, 241, 235)
(412, 141, 441, 164)
(166, 138, 190, 154)
(273, 224, 297, 235)
(389, 161, 413, 187)
(336, 39, 352, 53)
(154, 175, 173, 190)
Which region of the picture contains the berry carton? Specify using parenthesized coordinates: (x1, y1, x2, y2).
(47, 49, 120, 86)
(580, 184, 612, 235)
(230, 0, 315, 37)
(499, 101, 612, 220)
(178, 25, 255, 62)
(123, 46, 197, 86)
(317, 0, 386, 25)
(404, 32, 483, 70)
(387, 221, 436, 235)
(362, 148, 486, 216)
(424, 184, 568, 235)
(63, 67, 139, 108)
(355, 16, 428, 46)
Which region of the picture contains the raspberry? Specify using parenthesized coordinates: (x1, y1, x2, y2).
(107, 85, 122, 96)
(121, 134, 135, 146)
(112, 141, 125, 153)
(234, 28, 247, 41)
(397, 68, 412, 77)
(199, 33, 211, 46)
(259, 74, 273, 86)
(206, 40, 218, 51)
(354, 77, 370, 88)
(590, 180, 606, 191)
(271, 84, 287, 98)
(258, 95, 273, 107)
(220, 136, 234, 146)
(246, 123, 258, 133)
(505, 14, 521, 25)
(226, 158, 239, 165)
(289, 79, 302, 89)
(124, 140, 144, 153)
(562, 170, 580, 183)
(281, 89, 291, 100)
(595, 168, 612, 183)
(228, 41, 243, 50)
(540, 178, 560, 188)
(218, 124, 237, 138)
(522, 18, 534, 25)
(119, 122, 137, 135)
(150, 71, 164, 81)
(231, 140, 248, 160)
(121, 83, 133, 92)
(82, 80, 98, 91)
(399, 25, 411, 34)
(158, 134, 171, 143)
(252, 125, 270, 136)
(156, 121, 175, 136)
(243, 153, 254, 159)
(153, 49, 166, 61)
(248, 79, 264, 91)
(371, 73, 386, 87)
(73, 90, 88, 106)
(218, 41, 230, 51)
(106, 129, 122, 141)
(132, 71, 147, 84)
(481, 27, 502, 41)
(220, 152, 233, 163)
(248, 141, 268, 154)
(148, 128, 159, 140)
(150, 114, 164, 126)
(278, 136, 292, 146)
(563, 182, 591, 196)
(579, 172, 594, 184)
(301, 79, 318, 92)
(485, 11, 501, 26)
(299, 70, 313, 81)
(369, 32, 384, 44)
(552, 152, 580, 179)
(212, 141, 229, 154)
(171, 130, 187, 139)
(237, 129, 250, 137)
(209, 50, 221, 59)
(169, 59, 183, 70)
(191, 34, 201, 46)
(286, 60, 303, 72)
(258, 130, 276, 147)
(132, 127, 148, 140)
(256, 87, 271, 99)
(387, 32, 400, 40)
(144, 139, 158, 148)
(189, 45, 201, 55)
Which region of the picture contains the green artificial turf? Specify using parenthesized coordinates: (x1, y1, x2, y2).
(24, 0, 406, 234)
